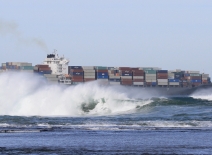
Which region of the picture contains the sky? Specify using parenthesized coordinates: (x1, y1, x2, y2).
(0, 0, 212, 75)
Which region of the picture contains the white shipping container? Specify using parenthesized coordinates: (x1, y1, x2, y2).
(84, 72, 95, 76)
(145, 80, 157, 82)
(82, 66, 94, 70)
(202, 78, 208, 80)
(11, 62, 32, 66)
(202, 74, 209, 78)
(168, 70, 176, 73)
(83, 70, 95, 73)
(121, 76, 132, 79)
(188, 71, 200, 74)
(176, 69, 181, 72)
(84, 75, 95, 78)
(158, 82, 168, 85)
(168, 73, 175, 76)
(168, 76, 175, 79)
(157, 79, 168, 82)
(133, 82, 144, 85)
(109, 76, 121, 79)
(145, 74, 156, 77)
(133, 76, 144, 79)
(146, 77, 156, 80)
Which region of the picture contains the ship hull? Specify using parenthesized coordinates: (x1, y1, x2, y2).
(108, 84, 212, 97)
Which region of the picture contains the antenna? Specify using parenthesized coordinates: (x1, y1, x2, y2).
(54, 49, 57, 54)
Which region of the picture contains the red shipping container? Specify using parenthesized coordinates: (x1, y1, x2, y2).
(39, 68, 51, 71)
(119, 67, 131, 70)
(133, 70, 144, 73)
(36, 65, 49, 68)
(121, 79, 132, 82)
(157, 73, 168, 76)
(84, 78, 96, 82)
(133, 79, 144, 82)
(131, 68, 139, 71)
(157, 75, 168, 79)
(190, 76, 201, 80)
(96, 70, 108, 72)
(133, 73, 144, 76)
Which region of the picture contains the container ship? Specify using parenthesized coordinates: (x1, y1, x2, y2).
(1, 52, 211, 96)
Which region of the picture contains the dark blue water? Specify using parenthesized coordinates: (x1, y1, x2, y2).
(1, 97, 212, 154)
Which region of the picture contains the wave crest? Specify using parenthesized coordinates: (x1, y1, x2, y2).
(0, 72, 152, 116)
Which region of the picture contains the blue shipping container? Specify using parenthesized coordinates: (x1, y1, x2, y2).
(70, 66, 82, 69)
(169, 79, 180, 82)
(157, 70, 168, 73)
(152, 82, 157, 85)
(97, 76, 109, 79)
(39, 70, 52, 74)
(97, 72, 108, 76)
(70, 72, 84, 76)
(121, 73, 132, 76)
(190, 80, 202, 83)
(184, 73, 190, 77)
(174, 73, 182, 79)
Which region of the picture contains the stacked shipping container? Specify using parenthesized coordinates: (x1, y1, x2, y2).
(157, 70, 168, 86)
(144, 68, 157, 86)
(168, 70, 181, 86)
(95, 66, 109, 85)
(202, 74, 209, 84)
(34, 65, 52, 75)
(69, 66, 84, 84)
(132, 68, 144, 86)
(119, 67, 133, 86)
(108, 67, 121, 85)
(83, 66, 95, 82)
(188, 71, 202, 86)
(1, 62, 33, 71)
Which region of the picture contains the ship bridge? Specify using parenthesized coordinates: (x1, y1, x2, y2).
(43, 51, 69, 75)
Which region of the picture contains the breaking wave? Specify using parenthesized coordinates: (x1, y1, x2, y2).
(0, 72, 153, 116)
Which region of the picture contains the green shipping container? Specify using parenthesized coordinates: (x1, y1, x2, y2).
(190, 73, 201, 76)
(95, 66, 108, 70)
(20, 66, 34, 70)
(143, 68, 155, 71)
(145, 70, 157, 74)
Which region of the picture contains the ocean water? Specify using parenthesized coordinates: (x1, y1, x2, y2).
(1, 72, 212, 154)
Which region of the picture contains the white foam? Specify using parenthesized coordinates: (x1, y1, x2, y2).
(0, 72, 153, 116)
(190, 88, 212, 100)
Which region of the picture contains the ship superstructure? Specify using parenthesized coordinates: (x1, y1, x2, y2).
(43, 51, 69, 75)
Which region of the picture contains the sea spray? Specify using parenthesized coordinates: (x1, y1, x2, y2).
(0, 72, 152, 116)
(190, 88, 212, 100)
